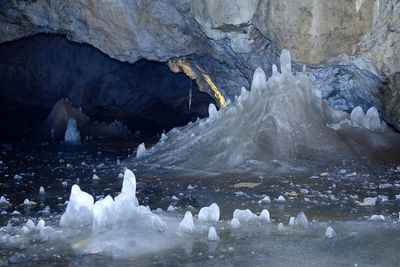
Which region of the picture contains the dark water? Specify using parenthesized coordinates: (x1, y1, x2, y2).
(0, 143, 400, 266)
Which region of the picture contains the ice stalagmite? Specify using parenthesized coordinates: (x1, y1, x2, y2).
(131, 49, 400, 174)
(60, 185, 94, 228)
(198, 203, 220, 223)
(64, 118, 81, 144)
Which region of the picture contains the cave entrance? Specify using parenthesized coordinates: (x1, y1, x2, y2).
(0, 34, 215, 143)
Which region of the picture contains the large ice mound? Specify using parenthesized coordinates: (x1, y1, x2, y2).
(131, 50, 400, 174)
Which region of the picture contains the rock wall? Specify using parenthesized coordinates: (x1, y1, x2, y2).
(0, 0, 399, 128)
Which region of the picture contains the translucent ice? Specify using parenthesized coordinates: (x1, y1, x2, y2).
(288, 217, 295, 227)
(369, 215, 385, 221)
(92, 195, 114, 230)
(198, 203, 220, 223)
(259, 209, 271, 223)
(0, 196, 9, 205)
(230, 218, 241, 228)
(60, 185, 94, 228)
(362, 107, 381, 131)
(179, 211, 195, 233)
(294, 212, 309, 228)
(258, 196, 271, 204)
(64, 118, 81, 145)
(207, 226, 219, 242)
(280, 49, 292, 75)
(251, 67, 268, 91)
(357, 197, 377, 206)
(208, 103, 218, 120)
(325, 226, 336, 238)
(130, 50, 351, 173)
(233, 209, 258, 223)
(276, 196, 286, 203)
(39, 186, 45, 194)
(92, 174, 100, 180)
(167, 205, 175, 212)
(136, 143, 147, 159)
(113, 169, 139, 215)
(350, 106, 365, 126)
(131, 49, 400, 174)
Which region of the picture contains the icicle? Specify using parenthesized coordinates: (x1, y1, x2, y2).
(188, 79, 192, 111)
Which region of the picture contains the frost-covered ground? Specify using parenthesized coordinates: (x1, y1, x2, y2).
(0, 143, 399, 266)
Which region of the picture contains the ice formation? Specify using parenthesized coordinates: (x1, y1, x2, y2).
(129, 49, 400, 174)
(348, 106, 384, 131)
(179, 211, 195, 233)
(39, 186, 45, 194)
(57, 169, 182, 256)
(207, 226, 219, 242)
(258, 196, 271, 204)
(60, 185, 94, 227)
(259, 209, 271, 223)
(369, 215, 385, 221)
(136, 143, 147, 159)
(288, 217, 295, 227)
(276, 196, 286, 203)
(357, 197, 377, 206)
(198, 203, 220, 223)
(294, 212, 309, 228)
(230, 218, 241, 228)
(325, 226, 336, 238)
(131, 50, 363, 173)
(233, 209, 258, 223)
(64, 118, 81, 144)
(0, 196, 9, 205)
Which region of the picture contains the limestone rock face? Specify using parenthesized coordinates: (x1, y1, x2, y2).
(254, 0, 375, 64)
(354, 0, 400, 75)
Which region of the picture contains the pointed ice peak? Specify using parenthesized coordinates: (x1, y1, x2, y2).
(272, 64, 279, 76)
(251, 67, 267, 91)
(208, 103, 218, 119)
(350, 106, 365, 126)
(280, 49, 292, 75)
(363, 106, 381, 131)
(121, 169, 137, 196)
(136, 143, 147, 159)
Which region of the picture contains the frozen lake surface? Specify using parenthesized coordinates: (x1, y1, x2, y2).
(0, 143, 399, 266)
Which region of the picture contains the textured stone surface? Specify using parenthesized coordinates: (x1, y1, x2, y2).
(254, 0, 375, 64)
(354, 0, 400, 75)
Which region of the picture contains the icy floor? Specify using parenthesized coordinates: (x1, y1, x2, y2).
(0, 143, 400, 266)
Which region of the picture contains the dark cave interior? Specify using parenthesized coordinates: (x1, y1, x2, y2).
(0, 34, 215, 142)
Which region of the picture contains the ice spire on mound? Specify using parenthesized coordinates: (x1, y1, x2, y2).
(60, 168, 164, 231)
(130, 49, 398, 173)
(251, 67, 268, 91)
(348, 106, 384, 131)
(280, 49, 292, 75)
(60, 185, 94, 227)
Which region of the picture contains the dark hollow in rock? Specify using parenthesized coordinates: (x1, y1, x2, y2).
(0, 34, 215, 142)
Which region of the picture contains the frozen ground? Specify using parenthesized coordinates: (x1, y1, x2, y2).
(0, 143, 399, 266)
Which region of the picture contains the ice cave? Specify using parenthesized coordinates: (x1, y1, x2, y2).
(0, 1, 400, 266)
